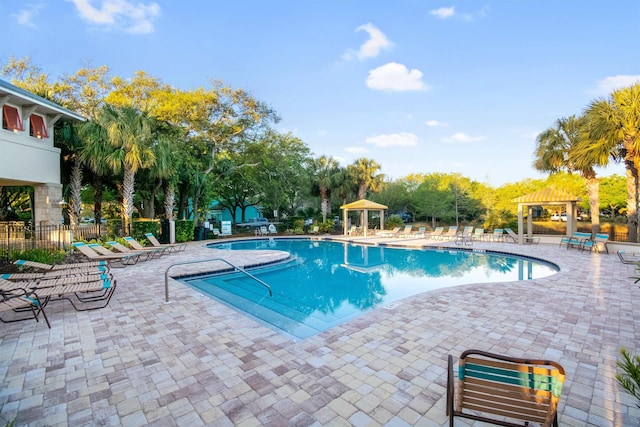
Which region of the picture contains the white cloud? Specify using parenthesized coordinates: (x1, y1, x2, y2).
(345, 146, 369, 154)
(431, 5, 489, 22)
(366, 62, 429, 92)
(13, 3, 45, 28)
(593, 75, 640, 96)
(430, 6, 455, 19)
(365, 132, 418, 147)
(66, 0, 160, 34)
(426, 120, 449, 127)
(442, 132, 485, 143)
(462, 5, 490, 22)
(342, 23, 392, 61)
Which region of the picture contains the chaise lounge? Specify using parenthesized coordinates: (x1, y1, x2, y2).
(73, 242, 141, 267)
(144, 233, 187, 252)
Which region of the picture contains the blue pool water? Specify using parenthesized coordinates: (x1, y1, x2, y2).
(182, 239, 558, 340)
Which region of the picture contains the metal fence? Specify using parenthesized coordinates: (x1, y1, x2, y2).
(0, 222, 112, 261)
(531, 224, 628, 242)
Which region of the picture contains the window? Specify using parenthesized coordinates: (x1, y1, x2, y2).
(2, 105, 23, 132)
(29, 114, 48, 138)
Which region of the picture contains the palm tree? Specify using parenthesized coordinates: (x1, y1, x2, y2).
(83, 105, 156, 233)
(79, 120, 114, 225)
(534, 115, 607, 233)
(312, 155, 340, 222)
(348, 158, 384, 200)
(583, 84, 640, 241)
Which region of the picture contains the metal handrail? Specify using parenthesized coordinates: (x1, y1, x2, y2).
(164, 258, 272, 302)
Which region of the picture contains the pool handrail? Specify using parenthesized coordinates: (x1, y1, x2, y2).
(164, 258, 273, 302)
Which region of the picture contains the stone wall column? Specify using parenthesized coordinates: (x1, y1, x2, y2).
(33, 183, 63, 225)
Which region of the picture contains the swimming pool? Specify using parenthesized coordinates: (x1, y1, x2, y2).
(182, 239, 558, 340)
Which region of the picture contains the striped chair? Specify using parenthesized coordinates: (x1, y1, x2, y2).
(582, 233, 609, 253)
(447, 349, 565, 427)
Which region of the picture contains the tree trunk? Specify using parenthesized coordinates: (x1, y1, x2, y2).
(122, 166, 135, 234)
(625, 164, 638, 242)
(68, 160, 83, 226)
(92, 175, 104, 224)
(358, 184, 366, 200)
(164, 184, 175, 220)
(584, 176, 600, 235)
(321, 198, 328, 222)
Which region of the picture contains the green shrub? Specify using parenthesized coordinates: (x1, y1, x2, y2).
(132, 220, 160, 243)
(617, 348, 640, 408)
(9, 248, 66, 264)
(384, 214, 404, 229)
(175, 220, 194, 243)
(291, 219, 305, 234)
(319, 220, 335, 234)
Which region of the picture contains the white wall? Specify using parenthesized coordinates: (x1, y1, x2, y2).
(0, 111, 60, 185)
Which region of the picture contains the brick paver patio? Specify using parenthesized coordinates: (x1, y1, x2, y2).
(1, 237, 639, 426)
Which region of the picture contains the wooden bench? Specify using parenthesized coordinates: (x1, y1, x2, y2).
(447, 349, 565, 427)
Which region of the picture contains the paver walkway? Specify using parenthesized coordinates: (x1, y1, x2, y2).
(1, 237, 639, 426)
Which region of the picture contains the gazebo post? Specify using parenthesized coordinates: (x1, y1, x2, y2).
(517, 204, 524, 244)
(343, 209, 348, 236)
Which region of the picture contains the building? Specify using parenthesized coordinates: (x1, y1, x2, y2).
(0, 79, 85, 225)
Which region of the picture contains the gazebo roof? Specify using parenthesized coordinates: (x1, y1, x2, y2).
(340, 199, 388, 210)
(512, 188, 580, 203)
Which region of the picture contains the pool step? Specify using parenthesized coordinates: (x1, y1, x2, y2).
(186, 276, 353, 339)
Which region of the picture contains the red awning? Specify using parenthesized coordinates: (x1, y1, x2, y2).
(30, 114, 48, 138)
(2, 105, 23, 131)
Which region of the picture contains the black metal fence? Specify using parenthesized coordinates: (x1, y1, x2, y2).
(0, 221, 112, 261)
(531, 224, 628, 242)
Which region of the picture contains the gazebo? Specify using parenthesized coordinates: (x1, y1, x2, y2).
(340, 199, 388, 237)
(512, 188, 581, 244)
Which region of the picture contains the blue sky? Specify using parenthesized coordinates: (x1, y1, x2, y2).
(2, 0, 639, 186)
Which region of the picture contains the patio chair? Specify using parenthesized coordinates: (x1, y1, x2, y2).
(107, 241, 162, 260)
(472, 228, 486, 241)
(268, 224, 278, 235)
(72, 242, 140, 267)
(581, 233, 609, 254)
(376, 227, 400, 237)
(12, 259, 108, 271)
(0, 287, 50, 328)
(412, 227, 427, 238)
(489, 229, 504, 242)
(397, 225, 414, 238)
(2, 262, 109, 281)
(504, 228, 540, 245)
(30, 276, 117, 311)
(309, 225, 320, 234)
(1, 265, 110, 284)
(454, 226, 474, 246)
(560, 231, 591, 250)
(428, 226, 445, 240)
(1, 273, 117, 311)
(447, 349, 565, 427)
(442, 226, 459, 241)
(618, 250, 640, 264)
(144, 233, 187, 252)
(123, 236, 171, 256)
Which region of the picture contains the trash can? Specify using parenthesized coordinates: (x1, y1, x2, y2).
(194, 226, 205, 241)
(159, 219, 170, 244)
